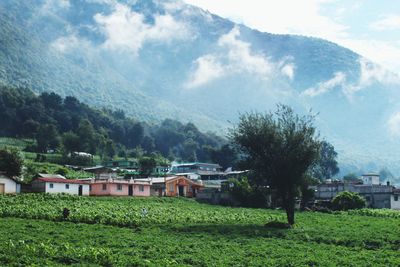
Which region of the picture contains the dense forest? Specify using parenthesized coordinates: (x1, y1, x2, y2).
(0, 85, 236, 167)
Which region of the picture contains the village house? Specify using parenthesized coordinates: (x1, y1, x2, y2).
(0, 173, 20, 194)
(87, 178, 151, 197)
(135, 176, 204, 197)
(105, 160, 139, 170)
(83, 166, 117, 179)
(31, 174, 90, 195)
(314, 174, 399, 209)
(391, 189, 400, 210)
(170, 162, 225, 180)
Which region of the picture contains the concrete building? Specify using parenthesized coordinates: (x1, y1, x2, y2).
(361, 173, 380, 185)
(88, 179, 151, 197)
(135, 176, 203, 197)
(0, 173, 20, 194)
(314, 179, 397, 209)
(391, 189, 400, 210)
(31, 176, 89, 196)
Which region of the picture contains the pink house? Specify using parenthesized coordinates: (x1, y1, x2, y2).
(88, 179, 151, 197)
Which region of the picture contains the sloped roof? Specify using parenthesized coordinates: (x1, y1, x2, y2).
(37, 173, 66, 179)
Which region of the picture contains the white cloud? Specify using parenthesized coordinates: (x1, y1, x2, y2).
(184, 0, 348, 41)
(387, 112, 400, 137)
(94, 3, 190, 55)
(218, 27, 272, 76)
(186, 27, 286, 88)
(186, 55, 225, 87)
(51, 34, 91, 53)
(343, 58, 400, 98)
(302, 72, 346, 97)
(370, 15, 400, 31)
(183, 1, 400, 75)
(339, 39, 400, 76)
(302, 58, 400, 99)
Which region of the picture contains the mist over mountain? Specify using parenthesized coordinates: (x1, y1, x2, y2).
(1, 0, 400, 178)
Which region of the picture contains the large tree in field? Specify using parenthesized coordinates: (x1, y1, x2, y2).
(230, 105, 321, 225)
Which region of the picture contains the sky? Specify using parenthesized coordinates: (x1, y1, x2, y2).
(183, 0, 400, 75)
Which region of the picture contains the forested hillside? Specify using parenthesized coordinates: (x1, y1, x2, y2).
(0, 85, 235, 166)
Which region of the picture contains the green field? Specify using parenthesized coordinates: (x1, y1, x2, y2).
(0, 195, 399, 266)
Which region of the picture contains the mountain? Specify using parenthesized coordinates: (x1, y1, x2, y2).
(1, 0, 400, 178)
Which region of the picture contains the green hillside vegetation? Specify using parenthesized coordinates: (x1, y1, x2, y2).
(0, 195, 399, 266)
(0, 85, 236, 167)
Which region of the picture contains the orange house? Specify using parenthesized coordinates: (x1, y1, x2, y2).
(136, 176, 203, 197)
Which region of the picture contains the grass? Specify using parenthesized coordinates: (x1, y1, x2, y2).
(0, 137, 34, 150)
(22, 160, 94, 182)
(0, 194, 399, 266)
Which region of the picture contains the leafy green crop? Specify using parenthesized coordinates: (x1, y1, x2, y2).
(0, 194, 399, 266)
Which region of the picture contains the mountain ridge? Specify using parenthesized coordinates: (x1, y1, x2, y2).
(1, 0, 400, 178)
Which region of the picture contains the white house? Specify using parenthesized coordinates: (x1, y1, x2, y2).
(391, 189, 400, 210)
(0, 174, 20, 194)
(361, 173, 380, 185)
(32, 177, 89, 196)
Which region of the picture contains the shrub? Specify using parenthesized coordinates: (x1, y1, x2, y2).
(331, 191, 365, 211)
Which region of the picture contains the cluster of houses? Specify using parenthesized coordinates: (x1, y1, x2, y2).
(312, 173, 400, 210)
(1, 161, 399, 210)
(0, 162, 242, 198)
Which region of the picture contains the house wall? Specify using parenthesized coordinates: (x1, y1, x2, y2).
(165, 178, 200, 197)
(360, 193, 391, 208)
(132, 184, 151, 196)
(90, 183, 126, 196)
(0, 177, 17, 194)
(44, 182, 89, 195)
(31, 180, 46, 193)
(362, 175, 380, 185)
(390, 195, 400, 210)
(89, 183, 150, 196)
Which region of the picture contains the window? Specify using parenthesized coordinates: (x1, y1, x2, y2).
(117, 184, 123, 191)
(139, 185, 144, 192)
(65, 184, 70, 189)
(169, 184, 174, 192)
(395, 196, 399, 201)
(49, 183, 54, 189)
(102, 184, 107, 191)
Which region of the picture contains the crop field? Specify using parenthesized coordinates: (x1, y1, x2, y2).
(0, 194, 399, 266)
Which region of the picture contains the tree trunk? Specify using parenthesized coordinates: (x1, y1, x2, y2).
(284, 191, 296, 225)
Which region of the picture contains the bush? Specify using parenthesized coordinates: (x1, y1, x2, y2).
(331, 191, 365, 211)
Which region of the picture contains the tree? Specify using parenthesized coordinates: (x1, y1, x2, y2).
(77, 119, 97, 154)
(331, 191, 365, 210)
(36, 124, 60, 152)
(139, 157, 157, 177)
(0, 148, 23, 177)
(209, 144, 238, 169)
(312, 141, 339, 180)
(104, 139, 116, 159)
(61, 132, 81, 154)
(230, 105, 321, 225)
(343, 173, 359, 182)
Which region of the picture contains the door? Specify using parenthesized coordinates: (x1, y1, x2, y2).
(0, 184, 4, 194)
(178, 185, 184, 197)
(192, 187, 196, 197)
(128, 185, 133, 196)
(158, 188, 162, 197)
(78, 185, 83, 196)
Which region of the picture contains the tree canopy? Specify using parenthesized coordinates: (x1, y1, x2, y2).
(0, 148, 23, 177)
(0, 85, 236, 166)
(312, 141, 339, 180)
(231, 105, 321, 225)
